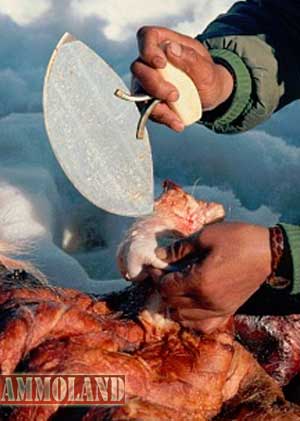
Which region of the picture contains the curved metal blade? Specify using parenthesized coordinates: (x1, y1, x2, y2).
(43, 33, 153, 217)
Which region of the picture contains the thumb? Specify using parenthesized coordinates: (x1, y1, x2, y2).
(164, 41, 213, 90)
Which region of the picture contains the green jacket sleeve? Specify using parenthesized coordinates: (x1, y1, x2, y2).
(196, 0, 300, 294)
(197, 0, 300, 134)
(280, 224, 300, 294)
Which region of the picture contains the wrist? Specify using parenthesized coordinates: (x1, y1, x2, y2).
(200, 64, 235, 120)
(214, 64, 235, 108)
(199, 48, 252, 133)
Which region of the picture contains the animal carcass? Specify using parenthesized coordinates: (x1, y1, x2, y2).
(0, 181, 299, 420)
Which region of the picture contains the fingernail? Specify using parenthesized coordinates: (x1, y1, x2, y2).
(168, 90, 179, 102)
(152, 56, 166, 68)
(172, 120, 185, 132)
(169, 42, 182, 57)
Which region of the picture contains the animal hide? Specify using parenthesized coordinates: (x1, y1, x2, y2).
(0, 181, 299, 420)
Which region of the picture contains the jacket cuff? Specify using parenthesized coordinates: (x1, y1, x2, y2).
(201, 49, 252, 133)
(279, 223, 300, 294)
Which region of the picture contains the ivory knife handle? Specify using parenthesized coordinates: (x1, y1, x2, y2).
(157, 61, 202, 126)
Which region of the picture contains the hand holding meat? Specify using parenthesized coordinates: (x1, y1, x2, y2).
(2, 182, 300, 420)
(156, 222, 272, 333)
(117, 180, 225, 281)
(131, 26, 234, 131)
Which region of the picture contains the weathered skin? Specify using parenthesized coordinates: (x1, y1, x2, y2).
(0, 181, 299, 420)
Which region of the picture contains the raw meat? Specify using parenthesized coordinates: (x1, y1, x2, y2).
(0, 181, 299, 420)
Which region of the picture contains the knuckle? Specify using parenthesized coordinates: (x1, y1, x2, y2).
(130, 61, 136, 74)
(150, 108, 164, 121)
(150, 86, 167, 102)
(185, 47, 198, 63)
(150, 109, 170, 125)
(137, 26, 149, 39)
(148, 85, 160, 99)
(130, 60, 141, 76)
